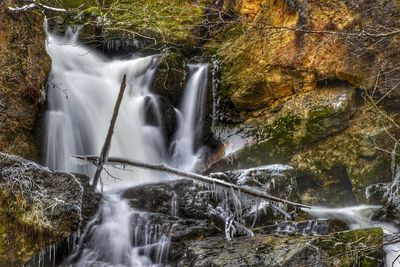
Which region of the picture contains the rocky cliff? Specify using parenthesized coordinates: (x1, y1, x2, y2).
(206, 0, 400, 205)
(0, 0, 51, 161)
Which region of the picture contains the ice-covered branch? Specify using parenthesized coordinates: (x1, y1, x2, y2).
(73, 155, 311, 209)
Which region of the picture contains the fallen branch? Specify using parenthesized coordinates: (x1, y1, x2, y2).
(92, 75, 127, 189)
(73, 155, 311, 209)
(8, 0, 70, 13)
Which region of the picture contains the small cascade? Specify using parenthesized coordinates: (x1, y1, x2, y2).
(169, 64, 208, 172)
(105, 38, 141, 53)
(68, 194, 171, 267)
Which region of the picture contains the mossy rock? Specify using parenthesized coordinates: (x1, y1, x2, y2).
(152, 50, 187, 107)
(291, 108, 393, 205)
(0, 153, 100, 265)
(316, 228, 384, 267)
(179, 228, 383, 266)
(46, 0, 208, 50)
(0, 0, 51, 160)
(210, 86, 356, 171)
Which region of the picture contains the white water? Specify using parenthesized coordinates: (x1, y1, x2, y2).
(44, 28, 166, 189)
(169, 64, 208, 172)
(44, 27, 208, 266)
(306, 205, 400, 266)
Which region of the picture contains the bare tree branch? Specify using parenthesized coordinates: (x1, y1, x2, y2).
(8, 0, 68, 12)
(92, 75, 127, 190)
(73, 155, 311, 209)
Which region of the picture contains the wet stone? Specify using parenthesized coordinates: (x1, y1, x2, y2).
(253, 219, 349, 236)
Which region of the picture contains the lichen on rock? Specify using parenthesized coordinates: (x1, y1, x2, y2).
(0, 153, 99, 265)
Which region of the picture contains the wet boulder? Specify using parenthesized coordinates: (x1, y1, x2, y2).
(0, 153, 100, 265)
(123, 172, 300, 230)
(122, 179, 210, 220)
(366, 183, 391, 205)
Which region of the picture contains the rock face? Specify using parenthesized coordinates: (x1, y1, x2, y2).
(217, 0, 400, 111)
(0, 153, 99, 265)
(205, 0, 400, 205)
(0, 0, 51, 160)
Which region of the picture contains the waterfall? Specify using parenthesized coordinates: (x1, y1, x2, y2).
(43, 26, 209, 266)
(44, 29, 166, 190)
(169, 64, 208, 172)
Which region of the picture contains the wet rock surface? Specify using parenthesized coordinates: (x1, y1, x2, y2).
(204, 0, 400, 208)
(122, 175, 383, 266)
(122, 179, 211, 221)
(210, 164, 297, 200)
(210, 107, 393, 206)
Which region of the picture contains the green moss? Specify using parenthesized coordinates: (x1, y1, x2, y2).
(48, 0, 207, 48)
(204, 22, 245, 55)
(265, 115, 302, 147)
(302, 106, 336, 144)
(153, 50, 187, 106)
(45, 0, 99, 9)
(317, 228, 383, 267)
(230, 115, 302, 166)
(106, 0, 204, 45)
(83, 6, 102, 15)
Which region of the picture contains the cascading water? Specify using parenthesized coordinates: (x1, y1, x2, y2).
(169, 64, 208, 172)
(43, 26, 209, 267)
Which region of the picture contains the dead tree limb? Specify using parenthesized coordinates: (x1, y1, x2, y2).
(92, 75, 127, 189)
(74, 155, 311, 209)
(8, 0, 69, 12)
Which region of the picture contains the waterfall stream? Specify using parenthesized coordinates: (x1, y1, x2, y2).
(44, 28, 166, 190)
(43, 28, 208, 266)
(41, 25, 400, 267)
(169, 64, 208, 172)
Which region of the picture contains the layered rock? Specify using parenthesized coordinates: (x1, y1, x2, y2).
(215, 0, 400, 110)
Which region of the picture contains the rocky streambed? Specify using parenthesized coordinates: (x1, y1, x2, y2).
(21, 160, 398, 266)
(0, 152, 390, 266)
